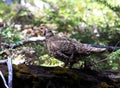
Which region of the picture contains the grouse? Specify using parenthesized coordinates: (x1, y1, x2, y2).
(39, 25, 120, 68)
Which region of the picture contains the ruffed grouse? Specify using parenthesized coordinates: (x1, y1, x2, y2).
(39, 25, 120, 68)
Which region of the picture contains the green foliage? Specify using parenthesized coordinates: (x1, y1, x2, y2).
(0, 0, 120, 69)
(39, 0, 120, 69)
(93, 50, 120, 70)
(108, 50, 120, 70)
(0, 3, 16, 23)
(1, 24, 21, 43)
(40, 54, 63, 67)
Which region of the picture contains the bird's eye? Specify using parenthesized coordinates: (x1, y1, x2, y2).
(40, 27, 46, 31)
(40, 27, 43, 29)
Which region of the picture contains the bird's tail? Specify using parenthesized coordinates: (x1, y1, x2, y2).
(83, 44, 120, 52)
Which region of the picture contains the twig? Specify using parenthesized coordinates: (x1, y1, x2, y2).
(7, 57, 13, 88)
(0, 36, 46, 56)
(0, 71, 9, 88)
(95, 58, 109, 64)
(87, 58, 109, 67)
(0, 57, 13, 88)
(9, 37, 46, 49)
(0, 59, 7, 63)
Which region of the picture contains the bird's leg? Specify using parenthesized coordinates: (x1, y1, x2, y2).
(69, 62, 75, 68)
(56, 51, 74, 68)
(56, 51, 70, 68)
(69, 53, 74, 61)
(56, 51, 69, 59)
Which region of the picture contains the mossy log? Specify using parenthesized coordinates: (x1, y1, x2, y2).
(0, 64, 120, 88)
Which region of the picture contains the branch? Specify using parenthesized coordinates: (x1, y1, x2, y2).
(0, 36, 46, 56)
(9, 37, 46, 49)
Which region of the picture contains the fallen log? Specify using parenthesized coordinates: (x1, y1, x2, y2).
(0, 64, 120, 88)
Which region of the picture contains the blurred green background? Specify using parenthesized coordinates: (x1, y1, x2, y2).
(0, 0, 120, 70)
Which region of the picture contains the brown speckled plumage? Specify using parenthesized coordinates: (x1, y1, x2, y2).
(39, 25, 119, 68)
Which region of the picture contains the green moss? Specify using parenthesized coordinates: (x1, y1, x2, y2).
(117, 72, 120, 76)
(15, 72, 21, 78)
(32, 74, 38, 78)
(13, 64, 30, 74)
(3, 72, 8, 76)
(53, 67, 80, 80)
(99, 82, 113, 88)
(53, 67, 70, 74)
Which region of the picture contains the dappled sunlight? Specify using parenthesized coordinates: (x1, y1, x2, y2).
(0, 0, 120, 70)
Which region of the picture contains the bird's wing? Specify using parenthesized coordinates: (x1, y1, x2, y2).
(66, 38, 106, 54)
(48, 36, 76, 54)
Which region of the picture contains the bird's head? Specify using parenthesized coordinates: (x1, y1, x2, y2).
(38, 24, 54, 38)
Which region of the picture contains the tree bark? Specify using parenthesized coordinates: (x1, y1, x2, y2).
(0, 64, 120, 88)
